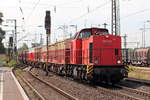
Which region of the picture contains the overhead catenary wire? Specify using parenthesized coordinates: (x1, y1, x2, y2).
(67, 0, 150, 24)
(15, 0, 150, 48)
(68, 0, 111, 23)
(121, 7, 150, 19)
(15, 0, 41, 46)
(26, 0, 41, 22)
(16, 0, 25, 20)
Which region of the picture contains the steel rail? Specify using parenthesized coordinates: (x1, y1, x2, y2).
(28, 67, 141, 100)
(18, 74, 46, 100)
(97, 86, 140, 100)
(116, 84, 150, 97)
(29, 71, 78, 100)
(125, 77, 150, 86)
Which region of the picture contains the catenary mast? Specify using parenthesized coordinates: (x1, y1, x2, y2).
(111, 0, 120, 36)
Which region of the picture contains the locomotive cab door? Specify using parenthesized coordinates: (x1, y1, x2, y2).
(80, 30, 93, 65)
(71, 32, 82, 64)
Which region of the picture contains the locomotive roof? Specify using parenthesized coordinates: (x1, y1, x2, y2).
(79, 27, 108, 32)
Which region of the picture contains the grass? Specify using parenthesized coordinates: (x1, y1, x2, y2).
(128, 72, 150, 80)
(1, 57, 8, 67)
(32, 90, 36, 94)
(128, 65, 150, 80)
(8, 59, 19, 67)
(15, 69, 25, 76)
(1, 56, 19, 67)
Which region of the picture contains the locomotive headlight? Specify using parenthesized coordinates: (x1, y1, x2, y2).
(117, 60, 121, 64)
(117, 56, 121, 64)
(106, 35, 109, 38)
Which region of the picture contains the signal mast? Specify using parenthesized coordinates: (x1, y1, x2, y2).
(45, 11, 51, 76)
(111, 0, 120, 36)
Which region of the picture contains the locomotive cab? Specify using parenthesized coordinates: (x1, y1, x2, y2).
(71, 28, 126, 83)
(72, 28, 122, 66)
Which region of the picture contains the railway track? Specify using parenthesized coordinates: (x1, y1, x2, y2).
(125, 77, 150, 86)
(18, 74, 46, 100)
(28, 71, 78, 100)
(97, 85, 140, 100)
(115, 84, 150, 100)
(18, 66, 150, 100)
(97, 83, 150, 100)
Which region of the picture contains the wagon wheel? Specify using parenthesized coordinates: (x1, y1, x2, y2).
(141, 62, 145, 67)
(43, 64, 46, 71)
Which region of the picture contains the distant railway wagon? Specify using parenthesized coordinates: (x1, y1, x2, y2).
(18, 28, 128, 84)
(133, 48, 150, 66)
(122, 49, 134, 65)
(122, 48, 150, 66)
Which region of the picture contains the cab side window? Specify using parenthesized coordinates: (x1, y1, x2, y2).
(72, 32, 78, 40)
(96, 29, 109, 35)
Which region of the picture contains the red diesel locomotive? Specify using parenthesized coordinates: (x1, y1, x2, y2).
(18, 28, 128, 83)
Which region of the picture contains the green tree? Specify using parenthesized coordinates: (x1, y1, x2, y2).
(0, 12, 5, 54)
(18, 43, 28, 51)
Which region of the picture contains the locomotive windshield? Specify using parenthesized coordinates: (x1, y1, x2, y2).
(72, 30, 92, 40)
(72, 28, 109, 40)
(78, 31, 92, 39)
(95, 29, 109, 35)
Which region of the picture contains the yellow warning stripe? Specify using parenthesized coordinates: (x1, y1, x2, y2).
(88, 69, 93, 74)
(88, 66, 93, 70)
(87, 65, 93, 74)
(88, 67, 93, 72)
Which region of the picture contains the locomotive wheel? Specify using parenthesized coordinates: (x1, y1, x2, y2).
(70, 65, 74, 77)
(51, 65, 54, 72)
(65, 65, 68, 76)
(76, 68, 80, 80)
(43, 64, 46, 71)
(68, 65, 73, 77)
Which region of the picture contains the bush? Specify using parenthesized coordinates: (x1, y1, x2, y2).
(2, 61, 8, 67)
(1, 57, 6, 61)
(1, 57, 19, 67)
(8, 59, 18, 67)
(1, 56, 7, 67)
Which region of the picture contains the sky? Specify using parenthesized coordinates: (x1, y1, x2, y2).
(0, 0, 150, 48)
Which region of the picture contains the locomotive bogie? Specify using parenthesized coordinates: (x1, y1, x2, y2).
(93, 66, 127, 83)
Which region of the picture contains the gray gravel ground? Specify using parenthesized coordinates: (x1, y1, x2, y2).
(25, 67, 123, 100)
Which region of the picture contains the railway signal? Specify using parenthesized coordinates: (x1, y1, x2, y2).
(45, 11, 51, 31)
(5, 19, 17, 60)
(45, 10, 51, 76)
(8, 36, 13, 59)
(9, 36, 13, 47)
